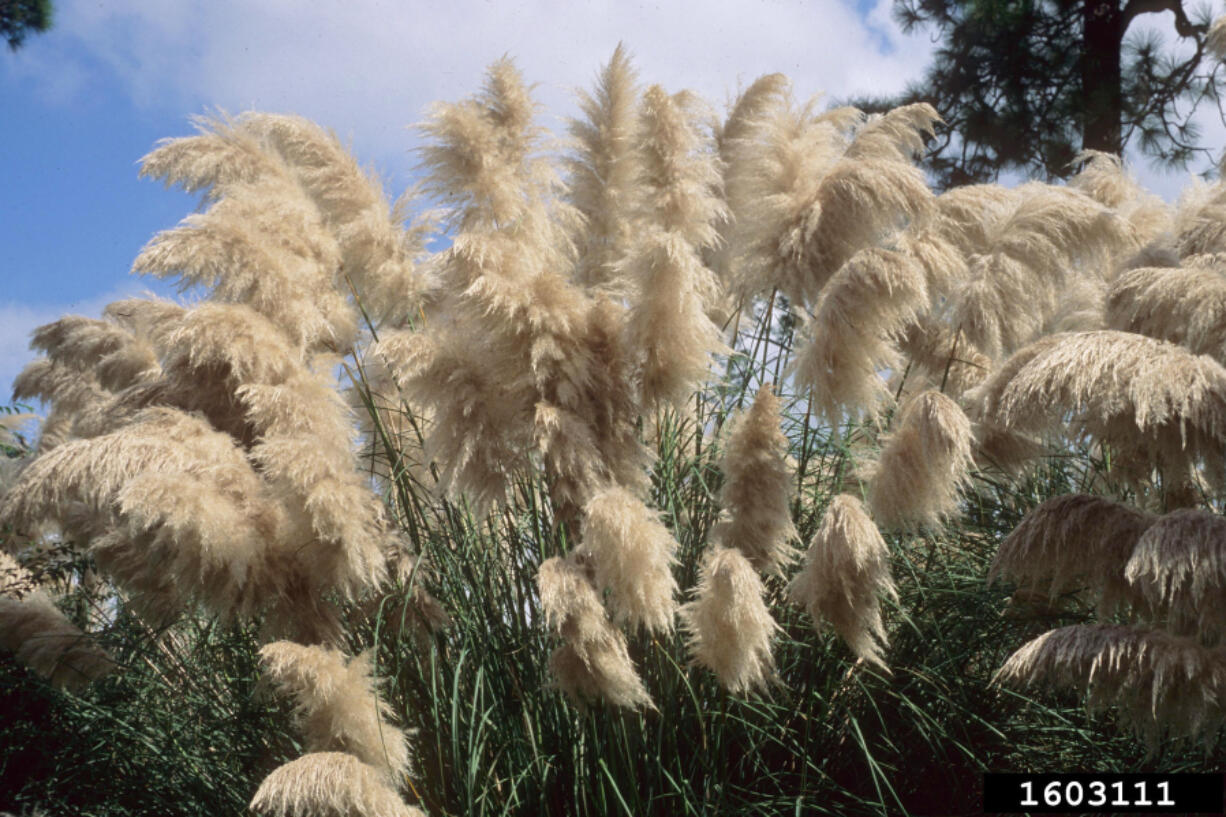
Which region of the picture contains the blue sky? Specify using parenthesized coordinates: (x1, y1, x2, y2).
(1, 0, 1221, 404)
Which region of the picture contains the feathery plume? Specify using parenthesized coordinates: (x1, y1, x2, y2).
(1125, 509, 1226, 641)
(792, 245, 929, 422)
(680, 547, 780, 693)
(567, 44, 641, 293)
(990, 494, 1156, 613)
(930, 183, 1018, 256)
(237, 113, 430, 323)
(1106, 264, 1226, 364)
(250, 753, 423, 817)
(973, 331, 1226, 489)
(712, 384, 799, 574)
(536, 554, 652, 709)
(2, 407, 286, 621)
(863, 390, 973, 530)
(622, 85, 728, 408)
(132, 174, 356, 354)
(581, 486, 678, 634)
(1174, 178, 1226, 257)
(896, 316, 992, 398)
(949, 183, 1132, 360)
(995, 624, 1226, 746)
(1070, 151, 1172, 249)
(709, 73, 790, 290)
(788, 495, 896, 667)
(258, 642, 409, 783)
(0, 591, 116, 690)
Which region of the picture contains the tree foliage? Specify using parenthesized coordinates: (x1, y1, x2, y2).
(1, 0, 53, 51)
(877, 0, 1224, 186)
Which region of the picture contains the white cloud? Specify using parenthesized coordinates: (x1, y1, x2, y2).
(5, 0, 937, 169)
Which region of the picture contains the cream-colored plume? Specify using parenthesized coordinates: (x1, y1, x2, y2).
(995, 624, 1226, 746)
(788, 494, 897, 668)
(1124, 508, 1226, 641)
(680, 546, 780, 693)
(581, 486, 678, 634)
(973, 330, 1226, 491)
(709, 73, 790, 292)
(712, 384, 798, 574)
(989, 494, 1156, 614)
(896, 315, 992, 398)
(792, 245, 929, 422)
(566, 44, 641, 294)
(863, 390, 973, 530)
(1106, 263, 1226, 364)
(1069, 151, 1172, 249)
(950, 183, 1132, 360)
(622, 85, 728, 408)
(731, 98, 934, 308)
(536, 554, 652, 709)
(0, 555, 116, 690)
(250, 752, 423, 817)
(258, 642, 409, 782)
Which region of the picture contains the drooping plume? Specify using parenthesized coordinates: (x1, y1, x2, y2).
(950, 183, 1132, 360)
(712, 383, 798, 574)
(989, 494, 1156, 614)
(863, 390, 973, 530)
(581, 486, 679, 634)
(995, 624, 1226, 747)
(250, 752, 423, 817)
(680, 546, 780, 693)
(0, 554, 116, 690)
(1106, 263, 1226, 365)
(731, 99, 934, 308)
(788, 494, 897, 668)
(1124, 508, 1226, 641)
(972, 330, 1226, 492)
(536, 553, 652, 709)
(1069, 151, 1172, 251)
(258, 641, 410, 782)
(792, 245, 930, 422)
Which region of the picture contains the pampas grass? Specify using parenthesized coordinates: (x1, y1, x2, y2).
(250, 753, 423, 817)
(789, 494, 897, 668)
(973, 330, 1226, 490)
(1106, 263, 1226, 363)
(581, 486, 679, 634)
(258, 642, 409, 781)
(792, 245, 929, 422)
(712, 383, 799, 574)
(536, 553, 652, 708)
(1125, 509, 1226, 641)
(864, 390, 973, 530)
(622, 85, 728, 408)
(567, 44, 641, 294)
(995, 624, 1226, 746)
(989, 494, 1156, 613)
(950, 183, 1131, 359)
(0, 591, 116, 690)
(16, 49, 1226, 817)
(680, 546, 779, 693)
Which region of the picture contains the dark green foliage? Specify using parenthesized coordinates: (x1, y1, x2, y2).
(0, 611, 284, 816)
